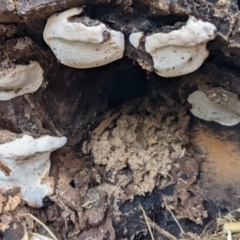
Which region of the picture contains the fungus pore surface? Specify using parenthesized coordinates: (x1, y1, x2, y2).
(129, 16, 216, 77)
(188, 88, 240, 126)
(43, 8, 125, 68)
(0, 61, 43, 100)
(0, 132, 67, 207)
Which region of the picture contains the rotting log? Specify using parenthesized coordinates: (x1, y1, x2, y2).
(1, 0, 240, 239)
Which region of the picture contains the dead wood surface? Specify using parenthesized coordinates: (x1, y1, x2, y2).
(1, 0, 240, 239)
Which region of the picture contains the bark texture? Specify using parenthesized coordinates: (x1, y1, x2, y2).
(1, 0, 240, 239)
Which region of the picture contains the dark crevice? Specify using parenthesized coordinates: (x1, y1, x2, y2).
(107, 68, 149, 108)
(209, 51, 240, 74)
(69, 180, 76, 188)
(148, 14, 188, 27)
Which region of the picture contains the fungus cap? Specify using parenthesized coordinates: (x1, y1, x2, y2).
(43, 8, 125, 68)
(144, 16, 216, 77)
(0, 133, 67, 207)
(0, 61, 43, 100)
(188, 89, 240, 126)
(129, 32, 144, 48)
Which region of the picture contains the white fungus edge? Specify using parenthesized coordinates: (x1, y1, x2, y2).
(0, 134, 67, 207)
(144, 16, 217, 78)
(129, 32, 144, 48)
(0, 61, 44, 101)
(43, 7, 125, 68)
(188, 90, 240, 126)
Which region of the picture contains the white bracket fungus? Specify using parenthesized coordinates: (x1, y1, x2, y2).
(43, 8, 125, 68)
(129, 32, 144, 48)
(0, 61, 43, 100)
(130, 16, 216, 77)
(188, 89, 240, 126)
(0, 132, 67, 207)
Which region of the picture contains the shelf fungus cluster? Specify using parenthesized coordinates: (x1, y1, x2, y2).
(129, 16, 217, 77)
(43, 8, 217, 77)
(188, 88, 240, 126)
(43, 7, 125, 68)
(0, 131, 67, 207)
(0, 7, 219, 209)
(0, 61, 43, 101)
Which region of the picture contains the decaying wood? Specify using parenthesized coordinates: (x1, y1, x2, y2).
(1, 0, 240, 239)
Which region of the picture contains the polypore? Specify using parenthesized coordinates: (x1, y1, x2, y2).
(0, 61, 43, 100)
(129, 32, 144, 48)
(0, 131, 67, 207)
(188, 88, 240, 126)
(129, 16, 216, 77)
(43, 7, 125, 68)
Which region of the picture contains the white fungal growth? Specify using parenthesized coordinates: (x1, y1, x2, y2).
(188, 89, 240, 126)
(129, 32, 144, 48)
(0, 61, 43, 100)
(43, 8, 125, 68)
(0, 133, 67, 207)
(144, 16, 217, 77)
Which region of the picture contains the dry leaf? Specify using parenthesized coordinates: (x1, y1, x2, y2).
(4, 195, 21, 212)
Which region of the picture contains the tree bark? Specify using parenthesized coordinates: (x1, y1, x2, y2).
(1, 0, 240, 239)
